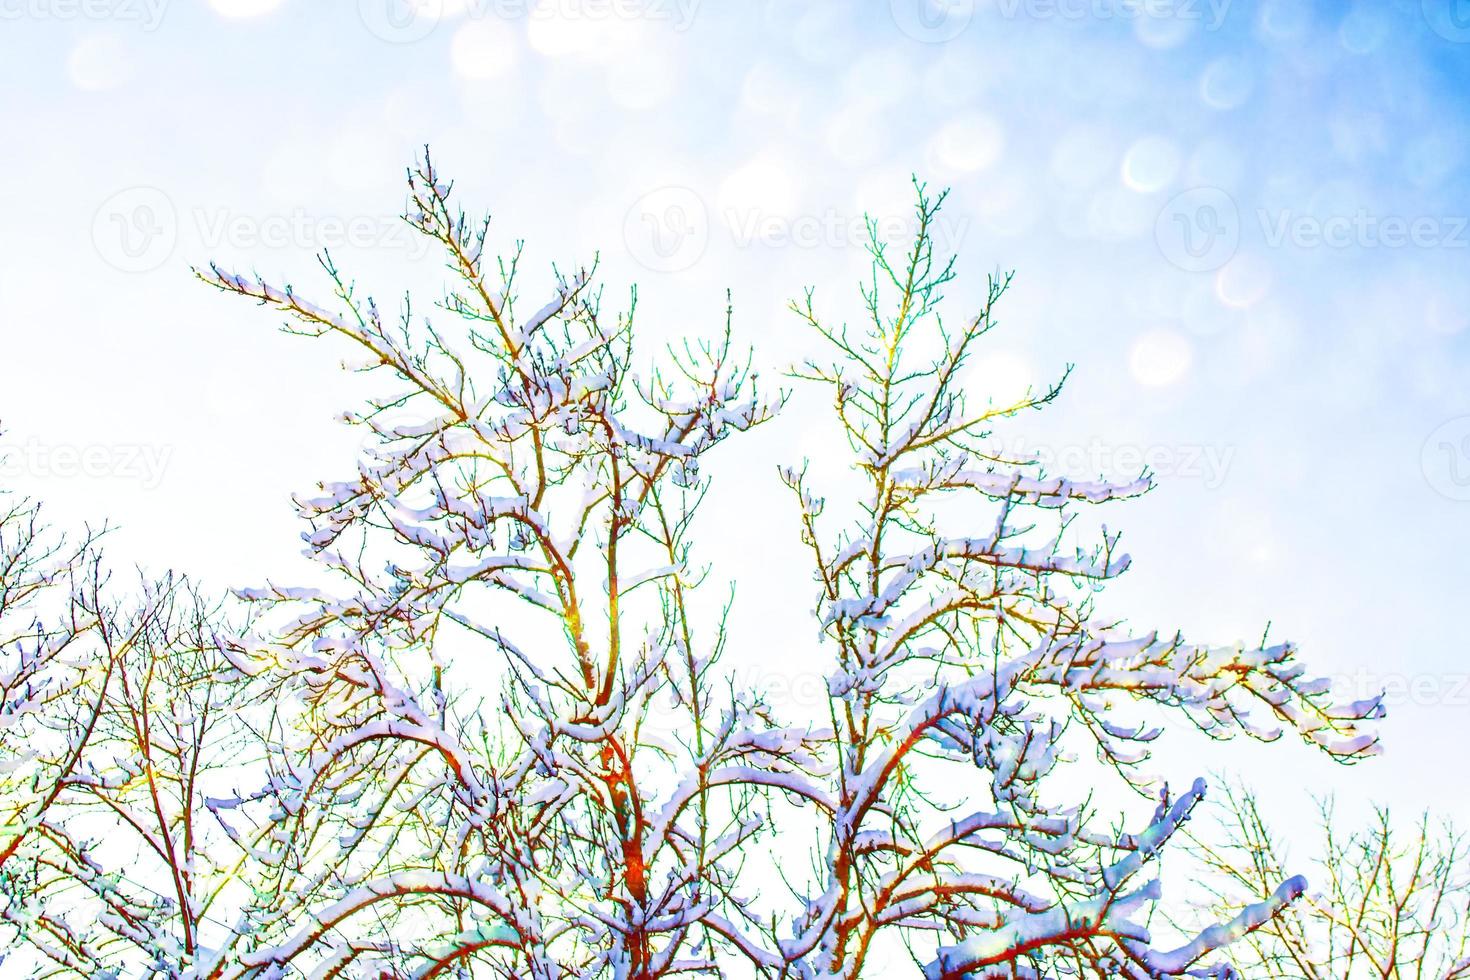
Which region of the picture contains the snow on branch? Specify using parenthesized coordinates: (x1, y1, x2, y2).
(3, 160, 1387, 980)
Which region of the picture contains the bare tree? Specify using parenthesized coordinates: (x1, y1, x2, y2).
(6, 156, 1386, 978)
(1189, 782, 1470, 979)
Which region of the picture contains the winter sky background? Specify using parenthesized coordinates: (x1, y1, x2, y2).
(2, 0, 1469, 846)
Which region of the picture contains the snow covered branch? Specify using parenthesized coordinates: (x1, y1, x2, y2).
(3, 160, 1389, 979)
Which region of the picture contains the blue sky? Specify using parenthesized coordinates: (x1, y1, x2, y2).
(3, 0, 1469, 841)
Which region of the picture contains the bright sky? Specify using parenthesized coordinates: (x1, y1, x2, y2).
(3, 0, 1469, 850)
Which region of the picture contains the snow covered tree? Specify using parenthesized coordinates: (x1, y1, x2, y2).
(6, 155, 1386, 978)
(32, 579, 242, 977)
(0, 459, 240, 977)
(762, 182, 1383, 979)
(1188, 783, 1470, 978)
(0, 466, 114, 965)
(192, 154, 802, 980)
